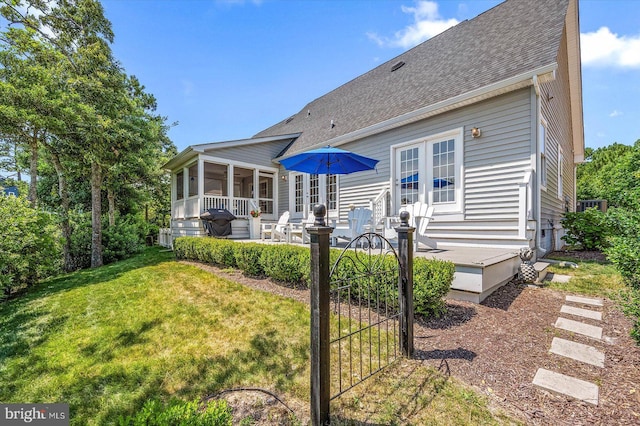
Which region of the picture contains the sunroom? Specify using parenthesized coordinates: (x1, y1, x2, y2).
(173, 160, 277, 220)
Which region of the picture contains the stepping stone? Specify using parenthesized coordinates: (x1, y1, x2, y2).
(565, 295, 603, 307)
(555, 317, 603, 340)
(560, 305, 602, 321)
(533, 368, 599, 405)
(548, 273, 572, 283)
(550, 337, 605, 367)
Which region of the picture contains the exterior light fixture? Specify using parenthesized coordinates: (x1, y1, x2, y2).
(471, 127, 482, 138)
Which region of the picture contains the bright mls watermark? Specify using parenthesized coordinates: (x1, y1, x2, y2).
(1, 404, 69, 425)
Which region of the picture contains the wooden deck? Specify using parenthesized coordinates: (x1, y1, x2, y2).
(241, 236, 521, 303)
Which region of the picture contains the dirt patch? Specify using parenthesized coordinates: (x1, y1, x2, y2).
(187, 261, 640, 425)
(548, 250, 609, 263)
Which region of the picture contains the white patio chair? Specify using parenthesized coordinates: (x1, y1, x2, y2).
(335, 207, 373, 244)
(261, 211, 291, 242)
(289, 215, 315, 243)
(400, 201, 436, 250)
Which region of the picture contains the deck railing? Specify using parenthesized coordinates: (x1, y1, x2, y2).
(577, 199, 607, 213)
(369, 186, 390, 229)
(202, 195, 252, 217)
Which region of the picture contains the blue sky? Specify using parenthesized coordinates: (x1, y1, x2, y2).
(100, 0, 640, 153)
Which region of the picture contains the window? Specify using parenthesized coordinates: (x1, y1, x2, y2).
(188, 164, 198, 197)
(557, 148, 564, 199)
(399, 146, 420, 205)
(432, 139, 456, 204)
(309, 174, 320, 211)
(294, 174, 304, 213)
(393, 128, 463, 213)
(540, 121, 547, 190)
(176, 171, 184, 200)
(326, 174, 337, 211)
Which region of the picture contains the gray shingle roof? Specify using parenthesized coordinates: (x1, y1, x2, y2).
(254, 0, 569, 157)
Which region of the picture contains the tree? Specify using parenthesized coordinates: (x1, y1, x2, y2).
(1, 0, 177, 270)
(577, 142, 637, 209)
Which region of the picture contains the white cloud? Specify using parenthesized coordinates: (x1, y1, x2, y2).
(581, 27, 640, 68)
(367, 1, 459, 49)
(609, 110, 623, 117)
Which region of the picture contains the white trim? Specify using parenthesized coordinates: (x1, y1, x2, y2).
(557, 146, 564, 200)
(539, 118, 548, 192)
(192, 133, 300, 152)
(282, 64, 558, 158)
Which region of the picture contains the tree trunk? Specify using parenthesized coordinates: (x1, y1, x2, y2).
(50, 149, 73, 272)
(91, 161, 103, 268)
(29, 130, 39, 207)
(107, 188, 115, 227)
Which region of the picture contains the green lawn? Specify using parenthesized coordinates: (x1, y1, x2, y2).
(545, 254, 625, 298)
(0, 247, 514, 425)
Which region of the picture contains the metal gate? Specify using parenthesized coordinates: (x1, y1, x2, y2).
(308, 207, 414, 425)
(328, 233, 401, 399)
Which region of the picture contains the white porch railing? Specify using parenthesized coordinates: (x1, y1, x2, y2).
(369, 186, 390, 230)
(203, 195, 253, 217)
(173, 196, 270, 219)
(518, 170, 533, 239)
(158, 228, 172, 248)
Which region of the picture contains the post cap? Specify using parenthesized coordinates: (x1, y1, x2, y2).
(313, 204, 326, 226)
(400, 210, 410, 226)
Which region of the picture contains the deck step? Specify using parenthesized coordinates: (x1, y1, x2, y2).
(534, 261, 550, 282)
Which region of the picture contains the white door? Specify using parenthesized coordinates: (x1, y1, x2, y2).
(395, 143, 423, 209)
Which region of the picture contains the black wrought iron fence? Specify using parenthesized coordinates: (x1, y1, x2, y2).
(329, 233, 401, 400)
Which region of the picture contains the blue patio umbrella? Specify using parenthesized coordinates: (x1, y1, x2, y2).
(280, 146, 379, 175)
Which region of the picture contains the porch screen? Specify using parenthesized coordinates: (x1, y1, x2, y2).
(176, 171, 184, 200)
(259, 174, 274, 215)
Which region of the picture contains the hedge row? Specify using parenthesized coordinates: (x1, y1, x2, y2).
(174, 236, 455, 317)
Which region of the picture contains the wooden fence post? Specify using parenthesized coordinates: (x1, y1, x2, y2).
(308, 204, 333, 425)
(395, 210, 415, 357)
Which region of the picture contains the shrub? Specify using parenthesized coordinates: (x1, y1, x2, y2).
(172, 237, 455, 316)
(68, 213, 147, 269)
(259, 244, 308, 284)
(618, 289, 640, 345)
(413, 258, 456, 317)
(0, 196, 61, 297)
(103, 216, 146, 264)
(605, 207, 640, 290)
(234, 243, 265, 276)
(119, 398, 232, 426)
(561, 208, 610, 250)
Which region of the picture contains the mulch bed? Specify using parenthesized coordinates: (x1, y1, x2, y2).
(186, 261, 640, 425)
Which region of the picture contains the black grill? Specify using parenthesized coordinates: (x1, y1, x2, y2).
(200, 208, 237, 237)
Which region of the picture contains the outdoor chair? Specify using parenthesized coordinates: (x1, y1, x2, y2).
(289, 215, 315, 244)
(399, 201, 436, 250)
(335, 207, 373, 245)
(261, 211, 291, 242)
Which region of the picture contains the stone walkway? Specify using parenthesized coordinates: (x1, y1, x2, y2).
(533, 294, 605, 406)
